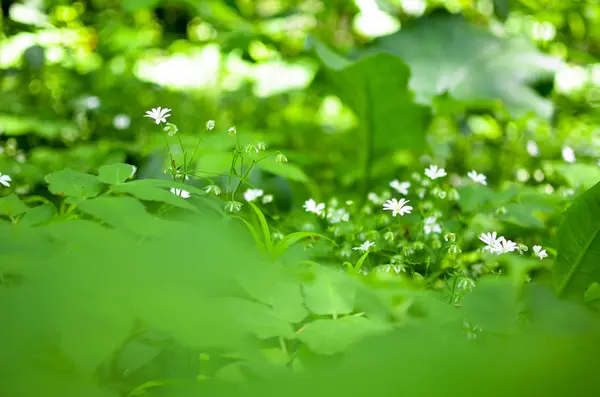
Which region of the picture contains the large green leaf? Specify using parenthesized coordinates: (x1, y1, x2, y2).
(97, 163, 137, 185)
(298, 316, 390, 355)
(312, 40, 431, 183)
(110, 180, 199, 212)
(0, 194, 28, 217)
(45, 169, 104, 198)
(554, 181, 600, 298)
(302, 266, 356, 316)
(365, 14, 563, 119)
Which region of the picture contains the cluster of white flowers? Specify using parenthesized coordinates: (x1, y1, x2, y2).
(243, 188, 273, 204)
(353, 240, 375, 252)
(479, 231, 547, 259)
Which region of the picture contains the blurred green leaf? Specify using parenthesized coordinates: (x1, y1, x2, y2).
(45, 169, 104, 199)
(19, 203, 56, 226)
(98, 163, 137, 185)
(111, 180, 199, 212)
(554, 181, 600, 298)
(298, 316, 390, 355)
(303, 266, 356, 316)
(0, 193, 28, 217)
(365, 14, 562, 119)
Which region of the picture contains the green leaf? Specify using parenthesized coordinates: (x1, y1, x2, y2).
(365, 14, 562, 119)
(45, 169, 104, 199)
(313, 40, 431, 181)
(98, 163, 137, 185)
(553, 162, 600, 190)
(110, 180, 199, 212)
(221, 297, 296, 339)
(72, 196, 172, 235)
(0, 194, 28, 217)
(458, 185, 494, 212)
(121, 0, 160, 12)
(248, 202, 273, 253)
(19, 203, 56, 226)
(554, 181, 600, 298)
(273, 232, 335, 259)
(462, 277, 521, 334)
(303, 266, 356, 316)
(298, 316, 390, 355)
(257, 157, 309, 183)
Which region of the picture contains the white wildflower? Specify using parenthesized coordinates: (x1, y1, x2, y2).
(479, 232, 505, 252)
(533, 169, 545, 182)
(562, 146, 576, 163)
(256, 142, 267, 151)
(225, 200, 243, 213)
(206, 120, 215, 130)
(400, 0, 426, 16)
(303, 198, 325, 215)
(228, 126, 236, 136)
(494, 239, 518, 254)
(390, 180, 410, 195)
(204, 184, 221, 196)
(113, 114, 131, 130)
(262, 194, 274, 204)
(0, 173, 11, 187)
(516, 168, 530, 182)
(169, 188, 190, 198)
(244, 188, 264, 202)
(467, 170, 487, 185)
(383, 198, 413, 217)
(533, 245, 548, 260)
(423, 216, 441, 235)
(527, 140, 540, 157)
(353, 240, 375, 252)
(144, 107, 171, 125)
(84, 96, 100, 109)
(424, 165, 447, 180)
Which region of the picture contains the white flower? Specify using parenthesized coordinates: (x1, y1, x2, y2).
(533, 245, 548, 260)
(423, 216, 441, 235)
(479, 232, 505, 252)
(228, 126, 236, 136)
(367, 192, 379, 204)
(327, 207, 350, 223)
(204, 184, 221, 195)
(303, 199, 325, 215)
(424, 165, 447, 180)
(276, 153, 288, 163)
(144, 107, 171, 125)
(169, 188, 190, 198)
(390, 180, 410, 195)
(467, 170, 487, 185)
(262, 194, 274, 204)
(256, 142, 267, 151)
(494, 239, 518, 254)
(516, 168, 530, 182)
(353, 240, 375, 252)
(113, 114, 131, 130)
(562, 146, 576, 163)
(400, 0, 426, 16)
(527, 140, 540, 157)
(383, 198, 413, 217)
(533, 169, 545, 182)
(244, 188, 264, 202)
(0, 173, 11, 187)
(225, 200, 242, 213)
(84, 96, 100, 109)
(206, 120, 215, 130)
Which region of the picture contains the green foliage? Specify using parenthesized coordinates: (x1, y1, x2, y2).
(554, 181, 600, 298)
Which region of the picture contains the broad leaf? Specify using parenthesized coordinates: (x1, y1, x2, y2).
(303, 266, 356, 316)
(97, 163, 137, 185)
(365, 14, 563, 119)
(19, 203, 56, 226)
(110, 180, 199, 212)
(313, 40, 431, 182)
(298, 316, 390, 355)
(45, 169, 104, 198)
(0, 194, 28, 217)
(554, 181, 600, 298)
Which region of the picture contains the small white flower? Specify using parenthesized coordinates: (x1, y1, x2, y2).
(327, 207, 350, 223)
(225, 200, 243, 213)
(84, 96, 100, 109)
(516, 168, 530, 182)
(353, 240, 375, 252)
(494, 239, 518, 255)
(276, 153, 288, 163)
(479, 232, 505, 252)
(400, 0, 426, 16)
(303, 199, 325, 215)
(144, 107, 171, 125)
(424, 165, 447, 180)
(390, 180, 410, 195)
(206, 120, 215, 130)
(533, 169, 545, 182)
(533, 245, 548, 260)
(169, 188, 190, 198)
(383, 198, 413, 217)
(204, 184, 221, 195)
(113, 114, 131, 130)
(256, 142, 267, 151)
(423, 216, 441, 235)
(367, 192, 379, 204)
(244, 188, 264, 202)
(467, 170, 487, 185)
(262, 194, 274, 204)
(0, 173, 11, 187)
(562, 146, 576, 163)
(526, 140, 540, 157)
(228, 126, 236, 136)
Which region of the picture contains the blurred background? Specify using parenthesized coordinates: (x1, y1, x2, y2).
(2, 0, 600, 208)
